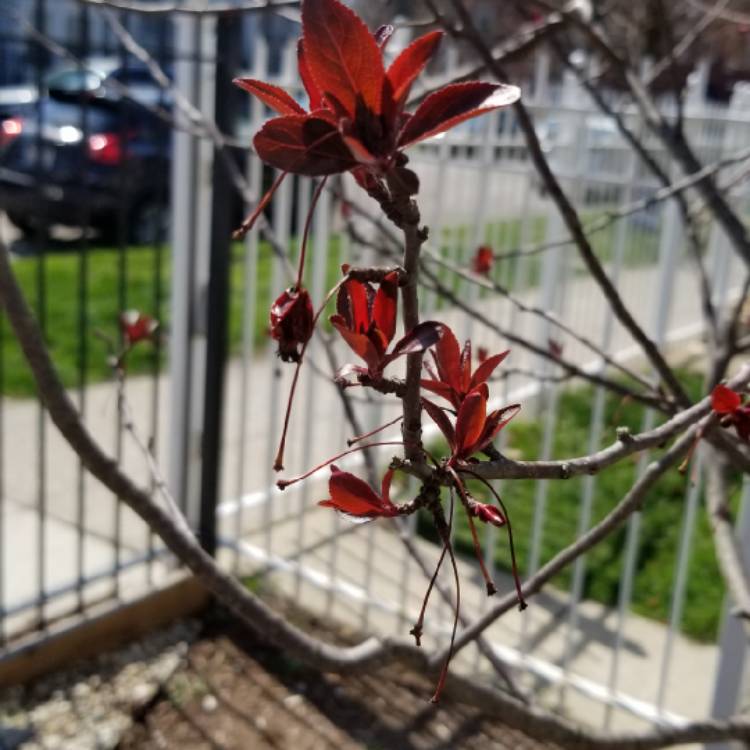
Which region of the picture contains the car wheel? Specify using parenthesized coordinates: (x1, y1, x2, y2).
(128, 200, 167, 246)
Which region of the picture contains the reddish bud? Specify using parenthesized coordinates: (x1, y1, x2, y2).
(471, 501, 506, 527)
(120, 310, 158, 347)
(477, 346, 489, 363)
(471, 245, 494, 275)
(270, 286, 314, 363)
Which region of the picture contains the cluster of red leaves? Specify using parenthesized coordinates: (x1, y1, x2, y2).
(319, 321, 520, 516)
(422, 326, 509, 410)
(423, 384, 520, 465)
(332, 267, 443, 380)
(236, 0, 519, 183)
(712, 384, 750, 441)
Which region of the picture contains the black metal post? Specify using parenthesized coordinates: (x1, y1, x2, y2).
(198, 15, 241, 555)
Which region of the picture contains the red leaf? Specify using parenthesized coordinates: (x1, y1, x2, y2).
(455, 385, 487, 456)
(420, 378, 455, 403)
(297, 40, 323, 110)
(386, 321, 444, 362)
(319, 465, 398, 517)
(398, 82, 520, 147)
(476, 403, 521, 453)
(253, 115, 356, 176)
(433, 325, 461, 391)
(422, 397, 455, 449)
(337, 277, 371, 332)
(372, 271, 399, 345)
(233, 78, 306, 116)
(712, 384, 742, 414)
(470, 350, 510, 389)
(301, 0, 385, 117)
(330, 315, 382, 369)
(459, 339, 472, 393)
(386, 30, 443, 108)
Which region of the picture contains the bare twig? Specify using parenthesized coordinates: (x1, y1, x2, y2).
(440, 0, 692, 408)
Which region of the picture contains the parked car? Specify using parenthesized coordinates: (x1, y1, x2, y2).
(0, 95, 171, 243)
(0, 57, 173, 121)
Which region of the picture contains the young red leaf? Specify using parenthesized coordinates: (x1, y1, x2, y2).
(330, 315, 382, 370)
(454, 385, 488, 456)
(253, 115, 357, 176)
(372, 271, 399, 344)
(386, 320, 444, 362)
(475, 403, 521, 453)
(459, 339, 472, 393)
(297, 40, 323, 111)
(301, 0, 385, 118)
(398, 82, 521, 147)
(712, 384, 742, 414)
(432, 325, 462, 392)
(318, 465, 399, 518)
(470, 350, 510, 389)
(233, 78, 306, 116)
(374, 24, 395, 49)
(386, 30, 443, 107)
(422, 397, 456, 449)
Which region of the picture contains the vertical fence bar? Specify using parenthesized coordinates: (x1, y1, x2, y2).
(33, 0, 48, 629)
(233, 150, 262, 568)
(558, 110, 633, 710)
(198, 15, 239, 556)
(604, 196, 683, 727)
(707, 478, 750, 750)
(655, 456, 704, 713)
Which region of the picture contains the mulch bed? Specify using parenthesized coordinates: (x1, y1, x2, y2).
(119, 605, 561, 750)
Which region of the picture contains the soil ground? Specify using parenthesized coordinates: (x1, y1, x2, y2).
(119, 604, 561, 750)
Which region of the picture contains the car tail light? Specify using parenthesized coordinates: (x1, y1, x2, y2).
(0, 117, 23, 146)
(87, 132, 122, 165)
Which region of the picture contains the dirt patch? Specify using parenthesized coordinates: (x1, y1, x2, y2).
(119, 608, 560, 750)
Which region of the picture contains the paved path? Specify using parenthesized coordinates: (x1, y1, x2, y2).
(0, 214, 744, 736)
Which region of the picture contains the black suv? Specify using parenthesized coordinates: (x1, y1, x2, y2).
(0, 91, 170, 244)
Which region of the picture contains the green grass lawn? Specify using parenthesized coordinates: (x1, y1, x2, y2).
(0, 235, 346, 397)
(0, 203, 667, 398)
(417, 372, 740, 643)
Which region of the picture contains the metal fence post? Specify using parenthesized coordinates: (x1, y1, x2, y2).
(168, 9, 216, 531)
(198, 16, 241, 556)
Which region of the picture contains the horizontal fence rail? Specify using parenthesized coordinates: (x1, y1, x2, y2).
(0, 1, 749, 742)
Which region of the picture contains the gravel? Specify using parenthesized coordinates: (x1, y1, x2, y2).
(0, 620, 201, 750)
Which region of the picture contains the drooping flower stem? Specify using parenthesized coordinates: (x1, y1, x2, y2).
(449, 466, 497, 596)
(463, 468, 528, 611)
(430, 491, 460, 704)
(296, 176, 328, 289)
(276, 440, 411, 489)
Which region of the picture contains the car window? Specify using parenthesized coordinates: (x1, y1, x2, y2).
(47, 69, 103, 94)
